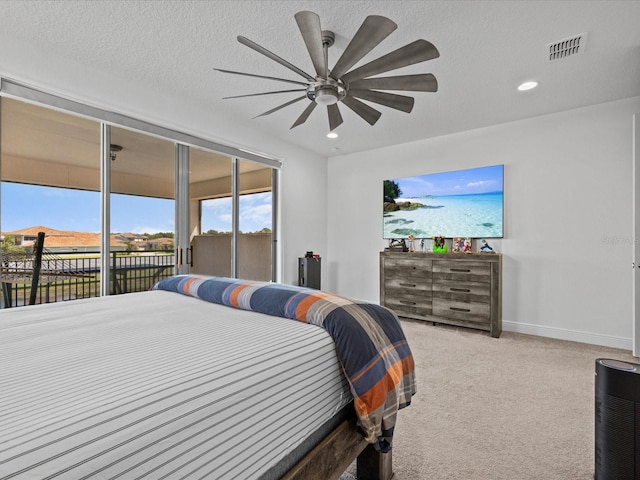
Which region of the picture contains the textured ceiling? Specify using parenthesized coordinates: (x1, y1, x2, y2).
(1, 0, 640, 158)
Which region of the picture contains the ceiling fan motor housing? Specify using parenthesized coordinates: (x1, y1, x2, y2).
(308, 77, 346, 105)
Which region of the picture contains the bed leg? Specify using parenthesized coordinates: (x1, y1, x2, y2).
(356, 444, 394, 480)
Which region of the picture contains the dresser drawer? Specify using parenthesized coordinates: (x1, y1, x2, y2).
(383, 287, 432, 303)
(432, 297, 490, 323)
(384, 276, 431, 292)
(432, 279, 490, 302)
(384, 294, 433, 319)
(383, 257, 432, 281)
(433, 260, 490, 283)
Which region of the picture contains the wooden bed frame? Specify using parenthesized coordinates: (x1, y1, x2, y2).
(283, 414, 393, 480)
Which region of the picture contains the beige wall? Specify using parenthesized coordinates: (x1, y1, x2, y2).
(3, 154, 173, 198)
(190, 233, 272, 281)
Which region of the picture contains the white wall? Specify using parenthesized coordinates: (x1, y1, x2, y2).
(0, 31, 328, 286)
(327, 97, 640, 350)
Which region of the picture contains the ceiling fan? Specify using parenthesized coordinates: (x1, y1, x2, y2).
(215, 11, 439, 132)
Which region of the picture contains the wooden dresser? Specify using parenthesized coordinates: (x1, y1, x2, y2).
(380, 251, 502, 337)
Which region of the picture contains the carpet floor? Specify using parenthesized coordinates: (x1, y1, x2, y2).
(339, 320, 636, 479)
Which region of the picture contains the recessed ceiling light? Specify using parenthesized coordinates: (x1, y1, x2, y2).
(327, 132, 338, 139)
(518, 81, 538, 91)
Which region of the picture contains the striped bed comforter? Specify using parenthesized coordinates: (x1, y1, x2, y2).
(153, 275, 417, 451)
(1, 290, 353, 479)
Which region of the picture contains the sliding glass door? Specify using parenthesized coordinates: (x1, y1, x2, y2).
(237, 159, 273, 281)
(108, 126, 176, 294)
(0, 84, 280, 308)
(1, 97, 101, 306)
(190, 152, 275, 281)
(190, 147, 233, 277)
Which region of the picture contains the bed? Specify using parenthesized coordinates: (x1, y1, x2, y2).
(1, 275, 416, 480)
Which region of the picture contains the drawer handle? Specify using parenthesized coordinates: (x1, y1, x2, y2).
(399, 283, 417, 287)
(400, 300, 417, 305)
(450, 287, 471, 292)
(450, 307, 471, 312)
(450, 268, 471, 272)
(399, 266, 417, 270)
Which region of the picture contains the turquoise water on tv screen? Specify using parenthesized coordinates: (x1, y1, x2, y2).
(383, 192, 503, 239)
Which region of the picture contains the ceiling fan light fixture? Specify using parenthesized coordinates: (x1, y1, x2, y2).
(314, 86, 339, 105)
(327, 131, 339, 139)
(109, 144, 123, 161)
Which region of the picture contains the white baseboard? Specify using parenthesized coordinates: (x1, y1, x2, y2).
(503, 320, 634, 352)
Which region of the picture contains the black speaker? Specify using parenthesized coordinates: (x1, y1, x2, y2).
(594, 358, 640, 480)
(298, 257, 321, 290)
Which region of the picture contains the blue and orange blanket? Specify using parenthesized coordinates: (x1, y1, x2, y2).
(153, 275, 416, 452)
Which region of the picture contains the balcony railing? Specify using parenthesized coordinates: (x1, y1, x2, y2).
(1, 250, 175, 308)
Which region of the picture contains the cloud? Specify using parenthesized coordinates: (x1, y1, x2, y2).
(129, 224, 174, 235)
(202, 197, 232, 211)
(467, 180, 494, 188)
(240, 204, 272, 229)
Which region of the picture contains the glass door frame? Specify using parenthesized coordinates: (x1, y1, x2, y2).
(633, 114, 639, 357)
(175, 143, 190, 275)
(100, 124, 111, 295)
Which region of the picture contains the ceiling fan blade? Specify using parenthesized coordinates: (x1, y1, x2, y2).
(341, 39, 439, 83)
(327, 104, 344, 131)
(348, 74, 438, 92)
(253, 95, 307, 118)
(294, 11, 327, 77)
(224, 89, 307, 99)
(214, 68, 309, 87)
(341, 96, 382, 126)
(237, 35, 315, 82)
(291, 102, 318, 129)
(330, 15, 397, 79)
(348, 89, 414, 113)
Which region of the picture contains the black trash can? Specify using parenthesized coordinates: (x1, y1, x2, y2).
(594, 358, 640, 480)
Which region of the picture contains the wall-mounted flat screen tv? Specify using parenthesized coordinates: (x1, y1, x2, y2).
(383, 164, 504, 239)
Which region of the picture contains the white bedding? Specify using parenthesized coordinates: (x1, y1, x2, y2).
(0, 290, 352, 479)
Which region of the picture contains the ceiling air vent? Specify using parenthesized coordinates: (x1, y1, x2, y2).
(547, 33, 587, 61)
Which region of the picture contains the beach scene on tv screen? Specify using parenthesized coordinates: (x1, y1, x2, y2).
(383, 165, 504, 239)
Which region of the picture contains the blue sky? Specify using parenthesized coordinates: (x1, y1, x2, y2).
(392, 164, 504, 198)
(1, 183, 272, 234)
(201, 192, 272, 232)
